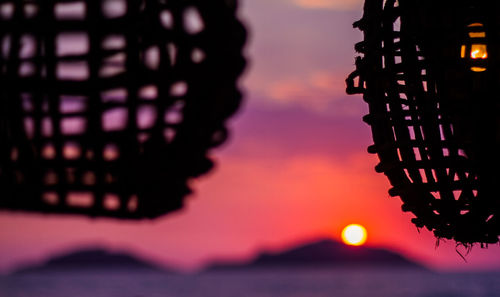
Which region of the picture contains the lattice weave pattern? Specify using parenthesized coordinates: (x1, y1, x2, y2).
(0, 0, 246, 218)
(347, 0, 500, 244)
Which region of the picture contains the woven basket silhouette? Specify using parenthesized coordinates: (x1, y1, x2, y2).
(0, 0, 246, 219)
(347, 0, 499, 245)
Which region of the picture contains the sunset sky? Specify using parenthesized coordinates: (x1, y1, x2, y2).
(1, 0, 500, 273)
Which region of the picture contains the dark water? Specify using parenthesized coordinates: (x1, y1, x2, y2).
(1, 269, 499, 297)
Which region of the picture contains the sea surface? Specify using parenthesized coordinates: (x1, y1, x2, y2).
(1, 269, 500, 297)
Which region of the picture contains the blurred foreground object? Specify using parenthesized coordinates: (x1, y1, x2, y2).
(347, 0, 499, 245)
(0, 0, 246, 219)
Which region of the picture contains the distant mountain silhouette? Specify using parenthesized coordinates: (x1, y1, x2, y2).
(206, 239, 425, 271)
(14, 248, 169, 274)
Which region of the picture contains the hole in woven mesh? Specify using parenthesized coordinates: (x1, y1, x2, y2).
(100, 55, 126, 77)
(63, 142, 81, 159)
(57, 33, 89, 56)
(104, 52, 126, 65)
(431, 191, 441, 200)
(164, 128, 176, 142)
(19, 35, 36, 59)
(10, 147, 18, 161)
(128, 195, 138, 212)
(86, 150, 94, 160)
(184, 7, 204, 34)
(102, 35, 126, 50)
(472, 189, 478, 197)
(470, 66, 487, 73)
(1, 35, 11, 58)
(103, 144, 120, 161)
(137, 133, 150, 143)
(191, 48, 206, 63)
(57, 61, 89, 80)
(144, 46, 160, 69)
(103, 173, 114, 184)
(137, 105, 157, 129)
(82, 172, 96, 185)
(0, 3, 14, 19)
(23, 117, 34, 138)
(403, 168, 413, 182)
(102, 0, 127, 18)
(390, 125, 396, 139)
(393, 16, 401, 32)
(352, 75, 360, 89)
(469, 44, 487, 59)
(67, 192, 94, 208)
(167, 43, 177, 66)
(102, 108, 128, 131)
(61, 117, 87, 135)
(104, 194, 121, 211)
(396, 148, 402, 161)
(55, 2, 85, 20)
(431, 169, 438, 182)
(165, 101, 184, 124)
(170, 81, 188, 97)
(422, 81, 428, 92)
(42, 144, 56, 159)
(419, 169, 428, 183)
(42, 192, 59, 205)
(44, 171, 58, 185)
(460, 210, 470, 215)
(66, 167, 76, 184)
(139, 85, 157, 100)
(486, 215, 494, 222)
(458, 149, 467, 158)
(453, 190, 462, 200)
(413, 147, 422, 161)
(42, 117, 53, 137)
(438, 125, 446, 141)
(395, 55, 402, 65)
(19, 62, 35, 77)
(40, 98, 49, 112)
(102, 88, 127, 103)
(408, 126, 416, 140)
(60, 95, 87, 114)
(160, 10, 174, 29)
(24, 4, 38, 18)
(442, 148, 450, 156)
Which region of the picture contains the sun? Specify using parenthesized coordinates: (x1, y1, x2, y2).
(341, 224, 367, 246)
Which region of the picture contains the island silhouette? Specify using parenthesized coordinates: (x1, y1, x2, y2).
(14, 248, 168, 274)
(13, 238, 425, 274)
(205, 239, 425, 271)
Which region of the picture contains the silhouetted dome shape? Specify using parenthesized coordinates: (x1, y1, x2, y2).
(14, 248, 167, 273)
(0, 0, 246, 218)
(206, 239, 424, 270)
(347, 0, 500, 245)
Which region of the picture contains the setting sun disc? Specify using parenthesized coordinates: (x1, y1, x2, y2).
(341, 224, 367, 246)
